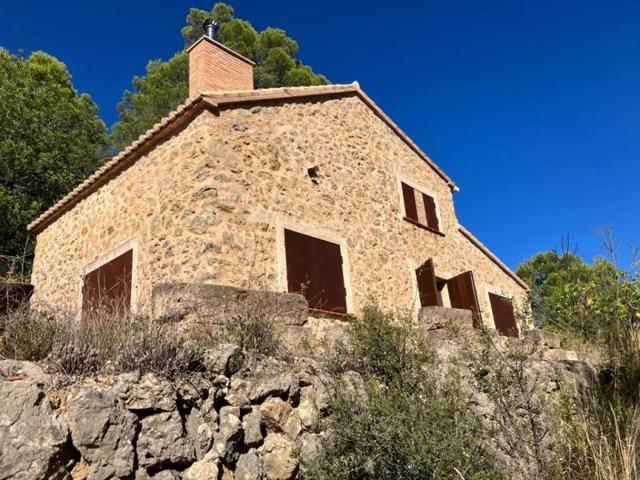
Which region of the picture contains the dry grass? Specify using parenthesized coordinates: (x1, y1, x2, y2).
(559, 400, 640, 480)
(0, 304, 200, 379)
(0, 290, 285, 378)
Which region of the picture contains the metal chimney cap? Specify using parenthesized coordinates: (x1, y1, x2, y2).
(203, 18, 219, 40)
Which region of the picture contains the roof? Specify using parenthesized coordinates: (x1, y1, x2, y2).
(457, 225, 529, 290)
(28, 82, 457, 233)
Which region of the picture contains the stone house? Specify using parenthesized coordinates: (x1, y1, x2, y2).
(28, 30, 528, 335)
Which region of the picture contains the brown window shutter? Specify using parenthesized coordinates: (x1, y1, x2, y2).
(82, 249, 133, 319)
(284, 229, 347, 313)
(401, 182, 418, 222)
(447, 270, 482, 326)
(416, 259, 442, 307)
(489, 293, 519, 337)
(422, 193, 440, 231)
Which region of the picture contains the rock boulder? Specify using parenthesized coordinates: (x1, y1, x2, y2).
(67, 387, 137, 480)
(0, 381, 69, 480)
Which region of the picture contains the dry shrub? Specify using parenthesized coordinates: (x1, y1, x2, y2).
(114, 317, 203, 380)
(574, 407, 640, 480)
(48, 341, 101, 377)
(467, 327, 557, 479)
(0, 305, 58, 360)
(2, 304, 202, 379)
(222, 311, 277, 355)
(47, 307, 132, 376)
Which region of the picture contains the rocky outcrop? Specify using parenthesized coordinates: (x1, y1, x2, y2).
(66, 388, 137, 480)
(0, 345, 331, 480)
(0, 359, 51, 386)
(262, 434, 298, 480)
(0, 379, 69, 480)
(138, 411, 196, 471)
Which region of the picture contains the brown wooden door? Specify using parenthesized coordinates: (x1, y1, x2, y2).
(284, 229, 347, 313)
(416, 259, 442, 307)
(82, 250, 133, 318)
(448, 270, 481, 325)
(489, 293, 519, 337)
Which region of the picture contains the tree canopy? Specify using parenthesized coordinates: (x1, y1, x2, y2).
(111, 3, 329, 150)
(0, 49, 108, 272)
(517, 249, 640, 347)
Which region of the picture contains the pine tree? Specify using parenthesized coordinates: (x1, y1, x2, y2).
(0, 49, 108, 268)
(111, 3, 328, 150)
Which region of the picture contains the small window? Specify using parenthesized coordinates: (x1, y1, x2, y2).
(489, 293, 519, 337)
(82, 250, 133, 319)
(401, 182, 441, 233)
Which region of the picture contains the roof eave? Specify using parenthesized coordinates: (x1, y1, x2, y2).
(28, 96, 219, 234)
(458, 225, 529, 291)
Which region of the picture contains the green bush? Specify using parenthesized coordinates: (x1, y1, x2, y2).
(517, 247, 640, 366)
(346, 305, 432, 385)
(307, 304, 500, 480)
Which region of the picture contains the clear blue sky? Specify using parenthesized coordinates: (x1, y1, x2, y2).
(2, 1, 639, 270)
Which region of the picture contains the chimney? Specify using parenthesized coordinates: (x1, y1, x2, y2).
(187, 19, 255, 98)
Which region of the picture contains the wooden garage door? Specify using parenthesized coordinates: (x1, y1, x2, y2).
(416, 259, 442, 307)
(447, 271, 482, 326)
(284, 229, 347, 313)
(82, 250, 133, 318)
(489, 293, 519, 337)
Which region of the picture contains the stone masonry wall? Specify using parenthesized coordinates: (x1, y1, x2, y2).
(31, 94, 526, 327)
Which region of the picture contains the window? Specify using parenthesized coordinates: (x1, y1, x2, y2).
(82, 249, 133, 318)
(284, 229, 347, 313)
(489, 293, 519, 337)
(416, 261, 481, 326)
(416, 259, 442, 307)
(401, 182, 441, 233)
(448, 271, 482, 325)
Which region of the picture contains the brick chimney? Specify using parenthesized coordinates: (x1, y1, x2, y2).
(187, 20, 254, 98)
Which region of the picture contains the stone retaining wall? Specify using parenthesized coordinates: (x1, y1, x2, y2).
(0, 346, 332, 480)
(152, 283, 308, 326)
(0, 322, 596, 480)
